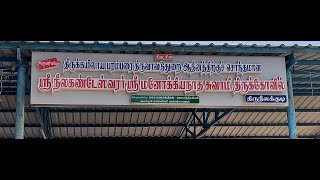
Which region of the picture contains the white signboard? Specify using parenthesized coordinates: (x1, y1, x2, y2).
(30, 52, 288, 107)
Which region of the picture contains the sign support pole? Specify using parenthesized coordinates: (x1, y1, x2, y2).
(15, 48, 26, 139)
(285, 53, 297, 139)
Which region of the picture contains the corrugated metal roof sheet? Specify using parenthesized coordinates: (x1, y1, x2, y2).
(49, 112, 189, 125)
(204, 125, 320, 138)
(1, 94, 320, 139)
(295, 96, 320, 108)
(0, 127, 41, 139)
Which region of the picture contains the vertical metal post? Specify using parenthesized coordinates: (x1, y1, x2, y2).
(286, 53, 297, 139)
(15, 48, 26, 139)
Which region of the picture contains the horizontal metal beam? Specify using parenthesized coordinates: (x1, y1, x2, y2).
(1, 122, 320, 128)
(0, 56, 17, 62)
(54, 135, 315, 139)
(1, 108, 320, 113)
(202, 135, 315, 139)
(2, 42, 320, 54)
(293, 70, 320, 75)
(296, 60, 320, 66)
(217, 123, 320, 126)
(292, 84, 320, 88)
(0, 123, 190, 128)
(0, 56, 29, 64)
(0, 88, 20, 92)
(0, 135, 316, 139)
(0, 82, 17, 87)
(0, 92, 29, 95)
(234, 109, 320, 112)
(293, 89, 320, 95)
(49, 108, 320, 113)
(293, 93, 320, 96)
(0, 136, 181, 139)
(293, 77, 320, 82)
(1, 76, 31, 81)
(55, 136, 180, 139)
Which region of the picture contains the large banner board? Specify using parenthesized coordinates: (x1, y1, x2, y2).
(31, 52, 288, 107)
